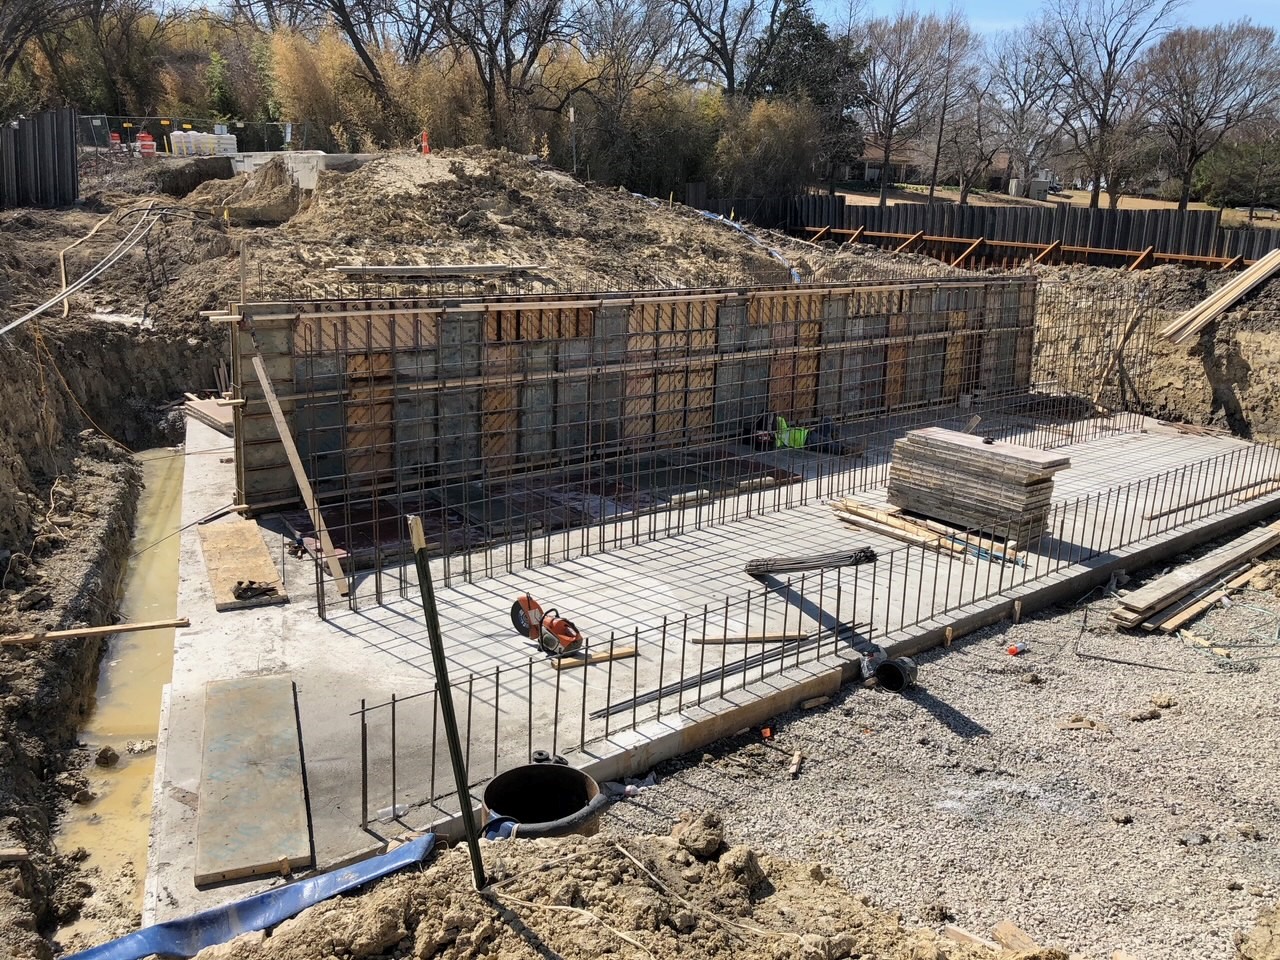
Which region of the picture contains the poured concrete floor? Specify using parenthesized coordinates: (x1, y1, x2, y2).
(146, 416, 1280, 921)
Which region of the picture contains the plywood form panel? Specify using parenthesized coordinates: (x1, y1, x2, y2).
(686, 364, 716, 439)
(768, 354, 797, 415)
(793, 352, 818, 420)
(438, 388, 481, 467)
(885, 313, 909, 409)
(556, 377, 591, 453)
(589, 372, 624, 447)
(519, 381, 554, 456)
(655, 370, 688, 441)
(689, 300, 716, 352)
(624, 373, 655, 443)
(482, 386, 519, 470)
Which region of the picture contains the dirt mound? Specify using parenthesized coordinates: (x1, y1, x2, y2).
(276, 149, 806, 290)
(187, 156, 301, 225)
(1240, 904, 1280, 960)
(192, 823, 1017, 960)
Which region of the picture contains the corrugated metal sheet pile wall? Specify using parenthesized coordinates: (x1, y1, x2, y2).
(0, 108, 80, 210)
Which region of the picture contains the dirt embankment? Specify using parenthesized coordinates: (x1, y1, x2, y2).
(191, 816, 1051, 960)
(1031, 263, 1280, 440)
(0, 321, 220, 958)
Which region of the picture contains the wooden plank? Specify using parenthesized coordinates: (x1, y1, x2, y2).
(1153, 565, 1258, 633)
(1, 618, 190, 646)
(550, 647, 638, 669)
(691, 634, 810, 645)
(811, 224, 830, 243)
(197, 520, 289, 613)
(834, 502, 971, 555)
(991, 920, 1041, 952)
(249, 352, 349, 594)
(1116, 522, 1280, 617)
(941, 925, 1000, 951)
(1092, 306, 1143, 405)
(195, 675, 311, 886)
(185, 399, 235, 437)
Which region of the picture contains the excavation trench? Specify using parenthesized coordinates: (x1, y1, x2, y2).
(54, 448, 184, 947)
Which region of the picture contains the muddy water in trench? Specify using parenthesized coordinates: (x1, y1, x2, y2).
(56, 448, 184, 943)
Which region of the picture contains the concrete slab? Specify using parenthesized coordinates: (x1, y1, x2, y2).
(147, 414, 1280, 923)
(194, 675, 311, 885)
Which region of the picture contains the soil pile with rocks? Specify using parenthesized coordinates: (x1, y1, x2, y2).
(192, 819, 1038, 960)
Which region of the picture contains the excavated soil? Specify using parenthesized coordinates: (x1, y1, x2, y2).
(1031, 263, 1280, 440)
(190, 820, 1059, 960)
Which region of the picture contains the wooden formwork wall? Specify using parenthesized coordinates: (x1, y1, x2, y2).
(232, 279, 1038, 511)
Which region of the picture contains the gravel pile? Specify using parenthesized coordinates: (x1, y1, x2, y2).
(605, 553, 1280, 960)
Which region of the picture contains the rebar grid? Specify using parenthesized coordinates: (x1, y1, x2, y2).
(230, 275, 1156, 615)
(351, 432, 1280, 835)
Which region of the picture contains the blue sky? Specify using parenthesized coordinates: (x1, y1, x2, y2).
(818, 0, 1280, 34)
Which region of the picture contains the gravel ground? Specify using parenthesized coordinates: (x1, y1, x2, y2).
(604, 550, 1280, 960)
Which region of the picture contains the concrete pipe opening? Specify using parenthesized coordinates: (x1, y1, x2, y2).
(875, 657, 918, 692)
(482, 763, 607, 839)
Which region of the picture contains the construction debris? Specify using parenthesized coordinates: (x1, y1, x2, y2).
(886, 428, 1070, 544)
(1109, 521, 1280, 629)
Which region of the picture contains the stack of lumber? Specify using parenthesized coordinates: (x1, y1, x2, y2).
(886, 428, 1070, 545)
(1158, 248, 1280, 344)
(1109, 521, 1280, 630)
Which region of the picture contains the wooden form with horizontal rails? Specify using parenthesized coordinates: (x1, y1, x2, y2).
(226, 278, 1038, 513)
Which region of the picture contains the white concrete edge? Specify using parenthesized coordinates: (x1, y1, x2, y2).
(142, 681, 173, 927)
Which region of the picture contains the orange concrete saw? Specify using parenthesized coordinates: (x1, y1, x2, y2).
(511, 594, 587, 656)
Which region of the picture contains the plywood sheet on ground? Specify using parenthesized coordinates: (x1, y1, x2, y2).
(196, 520, 289, 612)
(195, 675, 311, 886)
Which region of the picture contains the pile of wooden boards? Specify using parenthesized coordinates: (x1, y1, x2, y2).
(886, 428, 1070, 545)
(1109, 520, 1280, 631)
(1158, 248, 1280, 344)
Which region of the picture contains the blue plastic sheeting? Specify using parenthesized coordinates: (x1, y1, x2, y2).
(66, 835, 437, 960)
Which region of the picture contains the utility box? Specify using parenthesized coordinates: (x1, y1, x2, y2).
(1028, 179, 1052, 201)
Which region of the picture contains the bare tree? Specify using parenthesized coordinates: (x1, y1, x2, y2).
(666, 0, 786, 96)
(923, 10, 977, 205)
(941, 77, 1002, 204)
(0, 0, 79, 78)
(439, 0, 572, 147)
(222, 0, 317, 30)
(859, 10, 950, 205)
(1039, 0, 1181, 209)
(987, 28, 1064, 192)
(1141, 21, 1280, 210)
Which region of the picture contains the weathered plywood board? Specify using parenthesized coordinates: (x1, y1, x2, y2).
(185, 399, 235, 437)
(195, 675, 311, 886)
(197, 519, 289, 612)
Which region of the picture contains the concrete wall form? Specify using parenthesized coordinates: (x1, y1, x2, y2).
(231, 278, 1039, 513)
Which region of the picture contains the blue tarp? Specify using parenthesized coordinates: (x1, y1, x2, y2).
(67, 835, 437, 960)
